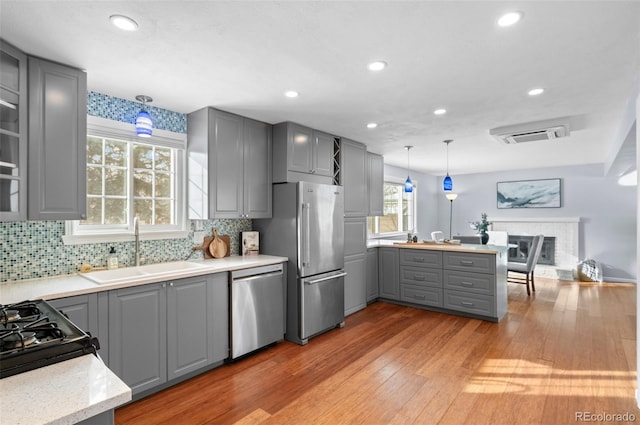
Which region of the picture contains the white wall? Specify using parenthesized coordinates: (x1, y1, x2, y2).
(431, 164, 636, 282)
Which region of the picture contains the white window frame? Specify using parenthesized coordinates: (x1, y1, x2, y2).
(63, 116, 188, 245)
(368, 176, 418, 239)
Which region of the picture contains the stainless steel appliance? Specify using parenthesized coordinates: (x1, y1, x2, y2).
(254, 182, 345, 345)
(230, 263, 285, 359)
(0, 299, 100, 378)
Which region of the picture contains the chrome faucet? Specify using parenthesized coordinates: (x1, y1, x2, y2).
(134, 215, 140, 267)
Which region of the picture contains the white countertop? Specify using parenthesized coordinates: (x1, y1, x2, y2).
(0, 254, 287, 424)
(0, 354, 131, 425)
(0, 254, 288, 305)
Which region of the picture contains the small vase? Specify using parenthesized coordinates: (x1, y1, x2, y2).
(480, 232, 489, 245)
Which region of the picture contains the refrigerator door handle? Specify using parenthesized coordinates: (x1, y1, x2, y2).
(304, 272, 347, 285)
(303, 202, 311, 267)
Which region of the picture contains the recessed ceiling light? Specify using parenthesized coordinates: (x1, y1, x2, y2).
(497, 11, 523, 27)
(284, 91, 299, 98)
(367, 123, 378, 129)
(368, 61, 387, 71)
(528, 88, 544, 96)
(434, 109, 447, 116)
(110, 14, 139, 31)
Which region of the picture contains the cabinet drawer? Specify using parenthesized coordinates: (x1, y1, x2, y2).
(400, 249, 442, 268)
(400, 266, 442, 288)
(443, 252, 495, 274)
(444, 270, 495, 296)
(444, 290, 495, 317)
(401, 285, 443, 307)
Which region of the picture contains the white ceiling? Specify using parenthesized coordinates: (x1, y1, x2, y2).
(1, 1, 639, 177)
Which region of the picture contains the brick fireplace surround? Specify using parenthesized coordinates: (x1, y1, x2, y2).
(491, 217, 580, 279)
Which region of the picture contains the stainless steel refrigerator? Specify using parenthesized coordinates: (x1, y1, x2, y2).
(253, 182, 345, 345)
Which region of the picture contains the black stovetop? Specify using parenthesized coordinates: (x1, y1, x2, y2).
(0, 299, 100, 378)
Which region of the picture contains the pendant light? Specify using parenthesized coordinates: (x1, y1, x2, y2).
(135, 95, 153, 138)
(404, 145, 413, 193)
(443, 139, 453, 191)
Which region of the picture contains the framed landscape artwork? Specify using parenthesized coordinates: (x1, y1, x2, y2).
(497, 178, 561, 209)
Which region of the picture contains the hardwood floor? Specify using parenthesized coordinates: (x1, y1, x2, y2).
(115, 277, 638, 425)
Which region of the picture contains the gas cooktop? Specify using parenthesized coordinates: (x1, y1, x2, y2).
(0, 299, 100, 378)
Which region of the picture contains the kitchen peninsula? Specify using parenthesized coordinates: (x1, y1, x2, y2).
(370, 241, 508, 322)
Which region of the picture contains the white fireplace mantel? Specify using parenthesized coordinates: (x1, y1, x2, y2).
(491, 217, 581, 223)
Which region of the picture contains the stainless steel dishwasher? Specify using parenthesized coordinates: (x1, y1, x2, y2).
(230, 263, 285, 359)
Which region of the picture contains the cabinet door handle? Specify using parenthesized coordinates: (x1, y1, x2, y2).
(461, 301, 474, 306)
(413, 294, 426, 300)
(460, 260, 474, 265)
(460, 281, 474, 287)
(169, 282, 174, 287)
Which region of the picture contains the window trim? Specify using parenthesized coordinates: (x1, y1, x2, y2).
(62, 116, 188, 245)
(368, 176, 418, 239)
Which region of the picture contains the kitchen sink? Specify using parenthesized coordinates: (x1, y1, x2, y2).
(81, 261, 208, 285)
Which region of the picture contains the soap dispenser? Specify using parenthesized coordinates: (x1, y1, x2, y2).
(108, 246, 119, 269)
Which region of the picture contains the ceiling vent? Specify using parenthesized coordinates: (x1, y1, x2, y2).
(489, 117, 571, 144)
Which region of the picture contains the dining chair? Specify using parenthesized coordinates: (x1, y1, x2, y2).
(507, 234, 544, 295)
(457, 235, 482, 244)
(487, 230, 508, 246)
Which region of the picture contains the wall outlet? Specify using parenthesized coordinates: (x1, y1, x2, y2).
(192, 231, 206, 244)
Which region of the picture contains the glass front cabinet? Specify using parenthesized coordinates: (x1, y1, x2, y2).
(0, 40, 27, 221)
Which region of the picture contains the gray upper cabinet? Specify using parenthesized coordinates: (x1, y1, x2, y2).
(341, 139, 368, 217)
(28, 56, 87, 220)
(273, 122, 335, 184)
(0, 40, 27, 221)
(187, 107, 272, 219)
(367, 152, 384, 217)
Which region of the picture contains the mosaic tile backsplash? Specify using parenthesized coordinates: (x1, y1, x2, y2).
(1, 219, 252, 282)
(87, 91, 187, 133)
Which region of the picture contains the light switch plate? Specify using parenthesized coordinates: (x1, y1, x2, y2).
(193, 231, 206, 243)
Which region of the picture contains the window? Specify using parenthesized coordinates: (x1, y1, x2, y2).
(63, 117, 187, 244)
(367, 180, 416, 237)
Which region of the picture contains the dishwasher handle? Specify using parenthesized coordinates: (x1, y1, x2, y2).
(231, 263, 284, 281)
(232, 270, 283, 283)
(304, 272, 347, 285)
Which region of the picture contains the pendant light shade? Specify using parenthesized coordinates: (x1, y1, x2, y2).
(404, 146, 413, 193)
(443, 139, 453, 191)
(135, 95, 153, 138)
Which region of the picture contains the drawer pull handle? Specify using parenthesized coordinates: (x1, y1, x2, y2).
(460, 260, 474, 265)
(413, 274, 425, 280)
(413, 257, 425, 262)
(460, 281, 474, 287)
(461, 301, 474, 307)
(414, 294, 426, 300)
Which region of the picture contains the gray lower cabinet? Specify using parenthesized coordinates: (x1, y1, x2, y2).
(344, 216, 367, 316)
(399, 250, 443, 307)
(442, 251, 500, 318)
(378, 247, 399, 300)
(28, 56, 87, 220)
(48, 293, 99, 339)
(366, 248, 378, 302)
(108, 273, 228, 396)
(108, 282, 167, 395)
(167, 273, 228, 380)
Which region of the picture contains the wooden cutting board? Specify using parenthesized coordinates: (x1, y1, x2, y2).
(209, 229, 228, 258)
